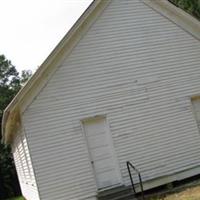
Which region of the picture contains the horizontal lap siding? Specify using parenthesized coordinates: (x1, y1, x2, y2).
(12, 132, 40, 200)
(23, 0, 200, 199)
(23, 107, 97, 200)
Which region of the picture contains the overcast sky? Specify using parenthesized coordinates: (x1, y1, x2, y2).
(0, 0, 92, 72)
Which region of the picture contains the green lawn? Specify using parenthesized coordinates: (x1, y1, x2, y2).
(6, 197, 23, 200)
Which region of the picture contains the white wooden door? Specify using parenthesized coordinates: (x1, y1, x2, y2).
(83, 117, 121, 189)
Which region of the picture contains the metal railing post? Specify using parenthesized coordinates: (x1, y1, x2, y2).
(138, 172, 144, 200)
(126, 161, 136, 194)
(126, 161, 145, 200)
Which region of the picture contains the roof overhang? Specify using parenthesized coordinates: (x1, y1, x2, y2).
(2, 0, 200, 144)
(1, 0, 111, 144)
(143, 0, 200, 41)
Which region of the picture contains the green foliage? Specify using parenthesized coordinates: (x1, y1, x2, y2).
(0, 55, 21, 118)
(0, 55, 32, 199)
(6, 197, 24, 200)
(169, 0, 200, 20)
(20, 70, 32, 86)
(0, 55, 21, 198)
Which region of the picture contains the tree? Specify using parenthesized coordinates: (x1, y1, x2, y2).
(0, 55, 32, 199)
(20, 69, 32, 86)
(169, 0, 200, 20)
(0, 55, 21, 199)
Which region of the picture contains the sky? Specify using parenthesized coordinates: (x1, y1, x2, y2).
(0, 0, 93, 73)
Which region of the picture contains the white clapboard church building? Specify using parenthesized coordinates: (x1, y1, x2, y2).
(2, 0, 200, 200)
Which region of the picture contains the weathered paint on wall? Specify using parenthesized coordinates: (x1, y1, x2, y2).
(16, 0, 200, 199)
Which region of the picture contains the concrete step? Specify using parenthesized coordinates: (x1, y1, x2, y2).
(97, 186, 137, 200)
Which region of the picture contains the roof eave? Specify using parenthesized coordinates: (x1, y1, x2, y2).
(1, 0, 111, 144)
(143, 0, 200, 41)
(2, 0, 200, 144)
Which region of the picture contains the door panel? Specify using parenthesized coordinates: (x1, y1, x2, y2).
(83, 117, 121, 189)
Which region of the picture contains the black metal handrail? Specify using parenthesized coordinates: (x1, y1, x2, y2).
(126, 161, 145, 200)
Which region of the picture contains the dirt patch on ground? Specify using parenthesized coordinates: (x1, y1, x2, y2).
(161, 185, 200, 200)
(149, 185, 200, 200)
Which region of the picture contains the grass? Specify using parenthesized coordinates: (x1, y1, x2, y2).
(6, 197, 24, 200)
(4, 183, 200, 200)
(150, 185, 200, 200)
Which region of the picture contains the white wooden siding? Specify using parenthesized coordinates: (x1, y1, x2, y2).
(12, 131, 40, 200)
(23, 0, 200, 199)
(191, 99, 200, 130)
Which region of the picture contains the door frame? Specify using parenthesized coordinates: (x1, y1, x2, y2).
(81, 115, 123, 190)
